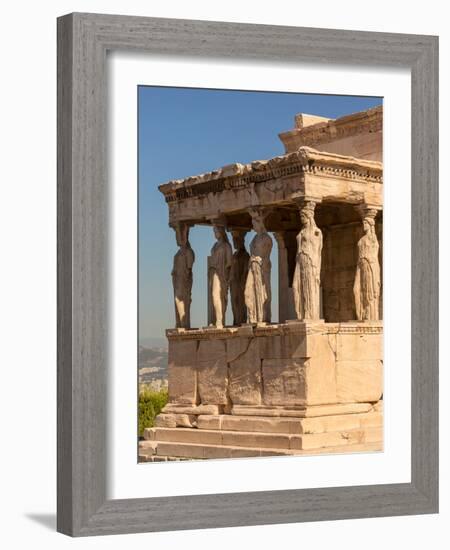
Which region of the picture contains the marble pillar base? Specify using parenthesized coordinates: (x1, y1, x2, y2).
(164, 321, 383, 408)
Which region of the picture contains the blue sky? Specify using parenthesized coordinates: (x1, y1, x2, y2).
(138, 86, 382, 344)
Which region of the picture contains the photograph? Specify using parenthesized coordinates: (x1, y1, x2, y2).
(0, 0, 441, 542)
(138, 87, 384, 462)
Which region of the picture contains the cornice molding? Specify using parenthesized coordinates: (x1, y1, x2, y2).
(158, 147, 382, 204)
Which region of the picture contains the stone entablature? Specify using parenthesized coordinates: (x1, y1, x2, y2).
(159, 147, 382, 224)
(279, 106, 382, 161)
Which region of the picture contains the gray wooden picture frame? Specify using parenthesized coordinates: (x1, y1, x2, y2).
(57, 12, 439, 537)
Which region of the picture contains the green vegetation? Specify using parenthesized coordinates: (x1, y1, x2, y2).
(138, 387, 168, 437)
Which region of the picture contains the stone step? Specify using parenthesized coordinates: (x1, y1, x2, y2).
(142, 440, 383, 460)
(139, 454, 191, 462)
(155, 441, 292, 459)
(231, 402, 374, 418)
(144, 426, 382, 451)
(196, 411, 382, 435)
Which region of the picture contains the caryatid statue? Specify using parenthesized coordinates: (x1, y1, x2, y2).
(171, 223, 195, 329)
(353, 208, 381, 321)
(244, 209, 273, 323)
(292, 200, 323, 320)
(230, 229, 249, 325)
(208, 223, 233, 329)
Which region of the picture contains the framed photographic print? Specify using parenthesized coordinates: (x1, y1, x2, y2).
(57, 13, 438, 536)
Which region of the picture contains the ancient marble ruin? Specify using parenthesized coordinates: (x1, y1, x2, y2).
(140, 105, 383, 462)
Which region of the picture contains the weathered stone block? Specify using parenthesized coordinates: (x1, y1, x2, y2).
(174, 414, 197, 428)
(336, 331, 383, 361)
(232, 402, 373, 417)
(138, 440, 157, 456)
(286, 332, 307, 358)
(155, 413, 197, 428)
(153, 427, 222, 445)
(163, 403, 221, 415)
(222, 415, 303, 434)
(231, 447, 271, 458)
(222, 430, 291, 449)
(291, 429, 366, 450)
(143, 427, 156, 440)
(359, 411, 383, 428)
(197, 366, 228, 405)
(168, 339, 198, 366)
(305, 351, 337, 406)
(258, 334, 292, 359)
(373, 400, 383, 412)
(197, 415, 222, 430)
(197, 338, 227, 363)
(262, 359, 307, 406)
(156, 441, 267, 460)
(226, 337, 250, 362)
(363, 426, 383, 443)
(299, 414, 362, 434)
(262, 331, 337, 406)
(197, 339, 228, 405)
(155, 414, 177, 428)
(229, 338, 262, 405)
(336, 359, 383, 403)
(138, 454, 153, 462)
(168, 364, 198, 405)
(156, 441, 201, 459)
(167, 339, 199, 405)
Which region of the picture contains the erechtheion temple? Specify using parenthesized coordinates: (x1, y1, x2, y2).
(140, 105, 383, 461)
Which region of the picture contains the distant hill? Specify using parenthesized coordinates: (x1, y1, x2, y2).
(138, 345, 168, 389)
(139, 336, 168, 350)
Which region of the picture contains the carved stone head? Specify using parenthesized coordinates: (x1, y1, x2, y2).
(173, 223, 189, 247)
(300, 201, 316, 226)
(249, 209, 266, 234)
(231, 230, 246, 250)
(213, 224, 227, 241)
(363, 215, 376, 236)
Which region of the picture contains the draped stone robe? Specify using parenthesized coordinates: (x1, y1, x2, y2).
(244, 232, 272, 323)
(293, 225, 323, 320)
(172, 244, 195, 328)
(353, 232, 381, 321)
(208, 240, 233, 327)
(230, 247, 250, 325)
